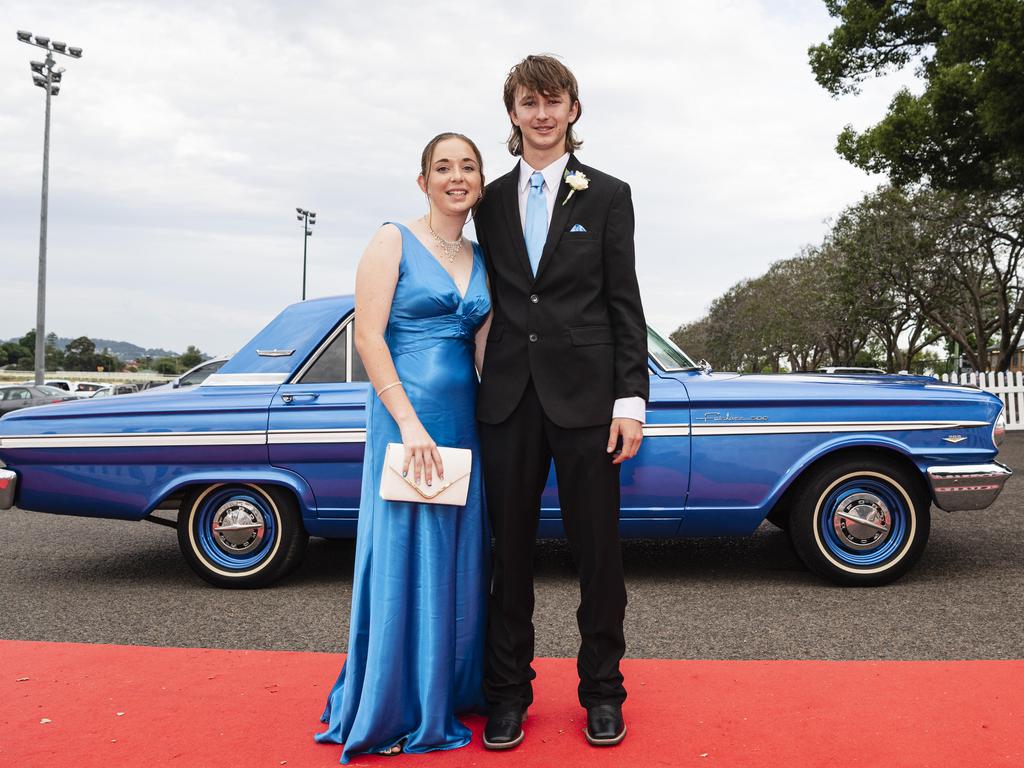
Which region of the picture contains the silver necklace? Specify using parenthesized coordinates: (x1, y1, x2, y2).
(424, 217, 464, 263)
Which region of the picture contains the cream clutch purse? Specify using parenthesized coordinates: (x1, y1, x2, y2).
(379, 442, 473, 506)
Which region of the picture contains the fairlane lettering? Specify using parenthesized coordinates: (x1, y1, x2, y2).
(697, 412, 770, 422)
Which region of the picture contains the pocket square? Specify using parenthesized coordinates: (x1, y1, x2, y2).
(570, 224, 587, 233)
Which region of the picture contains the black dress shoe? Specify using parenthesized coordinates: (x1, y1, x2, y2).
(584, 704, 626, 746)
(483, 706, 527, 750)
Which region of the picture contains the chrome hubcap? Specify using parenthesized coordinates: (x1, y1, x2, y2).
(833, 492, 891, 550)
(210, 499, 266, 555)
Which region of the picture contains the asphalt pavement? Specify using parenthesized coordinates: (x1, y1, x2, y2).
(2, 435, 1022, 660)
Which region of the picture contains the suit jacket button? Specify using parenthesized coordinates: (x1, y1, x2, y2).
(530, 294, 539, 304)
(528, 333, 538, 343)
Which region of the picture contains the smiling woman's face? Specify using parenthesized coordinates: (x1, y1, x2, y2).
(419, 137, 482, 216)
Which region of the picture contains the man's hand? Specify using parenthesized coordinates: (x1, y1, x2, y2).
(607, 417, 643, 465)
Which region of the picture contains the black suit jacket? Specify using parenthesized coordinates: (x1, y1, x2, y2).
(475, 155, 649, 429)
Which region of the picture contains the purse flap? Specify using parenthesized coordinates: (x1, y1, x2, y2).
(384, 443, 472, 500)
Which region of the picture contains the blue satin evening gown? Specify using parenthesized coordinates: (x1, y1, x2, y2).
(315, 222, 491, 763)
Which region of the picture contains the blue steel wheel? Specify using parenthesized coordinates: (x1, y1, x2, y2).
(177, 483, 308, 588)
(788, 456, 930, 587)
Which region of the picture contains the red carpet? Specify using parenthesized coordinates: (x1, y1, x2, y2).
(1, 640, 1020, 767)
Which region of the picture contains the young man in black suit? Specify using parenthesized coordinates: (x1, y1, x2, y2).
(473, 54, 649, 750)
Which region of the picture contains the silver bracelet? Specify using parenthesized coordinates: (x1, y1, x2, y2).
(376, 380, 402, 397)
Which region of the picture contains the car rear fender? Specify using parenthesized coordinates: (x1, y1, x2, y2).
(146, 468, 318, 523)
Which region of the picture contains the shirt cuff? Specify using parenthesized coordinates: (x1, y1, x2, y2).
(612, 396, 646, 424)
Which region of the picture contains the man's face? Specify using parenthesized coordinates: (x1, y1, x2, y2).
(509, 86, 579, 156)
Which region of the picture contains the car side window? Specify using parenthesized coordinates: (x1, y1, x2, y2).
(10, 388, 31, 400)
(299, 320, 370, 384)
(180, 360, 225, 387)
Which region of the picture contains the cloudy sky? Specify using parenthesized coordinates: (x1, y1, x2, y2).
(2, 1, 911, 357)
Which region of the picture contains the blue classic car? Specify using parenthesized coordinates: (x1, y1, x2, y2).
(0, 295, 1012, 588)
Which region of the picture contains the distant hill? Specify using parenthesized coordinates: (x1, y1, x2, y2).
(3, 336, 179, 362)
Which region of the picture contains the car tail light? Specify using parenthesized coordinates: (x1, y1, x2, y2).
(993, 411, 1006, 447)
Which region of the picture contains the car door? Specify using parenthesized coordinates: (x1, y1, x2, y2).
(1, 388, 34, 413)
(267, 315, 369, 521)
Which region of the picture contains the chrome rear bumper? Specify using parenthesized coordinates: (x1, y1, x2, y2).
(0, 468, 16, 510)
(926, 462, 1013, 511)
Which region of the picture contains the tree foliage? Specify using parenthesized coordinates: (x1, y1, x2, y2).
(673, 185, 1024, 373)
(810, 0, 1024, 191)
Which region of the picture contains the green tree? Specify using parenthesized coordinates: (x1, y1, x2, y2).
(154, 357, 179, 375)
(827, 189, 943, 371)
(44, 332, 64, 370)
(13, 330, 64, 371)
(94, 352, 123, 373)
(179, 345, 205, 370)
(63, 336, 97, 371)
(1, 342, 30, 368)
(810, 0, 1024, 191)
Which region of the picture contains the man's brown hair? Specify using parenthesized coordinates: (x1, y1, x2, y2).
(502, 54, 583, 157)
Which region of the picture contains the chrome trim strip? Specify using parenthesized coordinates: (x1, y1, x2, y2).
(0, 431, 266, 449)
(202, 373, 289, 386)
(256, 349, 295, 357)
(691, 420, 989, 436)
(927, 461, 1013, 511)
(0, 419, 991, 450)
(267, 428, 367, 444)
(642, 423, 691, 437)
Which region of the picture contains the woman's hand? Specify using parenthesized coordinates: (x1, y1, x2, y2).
(398, 418, 445, 487)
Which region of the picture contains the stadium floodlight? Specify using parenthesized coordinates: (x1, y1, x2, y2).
(17, 31, 83, 385)
(295, 207, 318, 300)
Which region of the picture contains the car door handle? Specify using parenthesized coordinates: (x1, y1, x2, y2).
(281, 393, 320, 403)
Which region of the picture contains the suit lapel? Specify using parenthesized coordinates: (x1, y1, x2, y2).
(534, 154, 581, 284)
(499, 162, 534, 282)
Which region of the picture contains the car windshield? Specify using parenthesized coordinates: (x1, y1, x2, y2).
(647, 326, 697, 371)
(36, 385, 66, 395)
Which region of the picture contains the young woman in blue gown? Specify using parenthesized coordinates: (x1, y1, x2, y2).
(314, 133, 493, 763)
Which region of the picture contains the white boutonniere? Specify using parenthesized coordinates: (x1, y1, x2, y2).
(561, 170, 589, 206)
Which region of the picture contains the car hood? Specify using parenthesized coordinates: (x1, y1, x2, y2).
(679, 370, 992, 403)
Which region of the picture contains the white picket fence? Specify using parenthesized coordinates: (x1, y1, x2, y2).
(938, 371, 1024, 430)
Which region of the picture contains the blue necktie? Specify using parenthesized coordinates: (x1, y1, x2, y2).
(524, 171, 547, 276)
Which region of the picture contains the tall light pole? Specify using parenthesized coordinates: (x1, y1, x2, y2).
(296, 207, 316, 300)
(17, 30, 83, 385)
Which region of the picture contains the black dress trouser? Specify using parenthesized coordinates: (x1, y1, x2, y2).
(479, 378, 627, 710)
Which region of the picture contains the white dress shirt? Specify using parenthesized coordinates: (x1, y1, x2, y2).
(516, 154, 646, 425)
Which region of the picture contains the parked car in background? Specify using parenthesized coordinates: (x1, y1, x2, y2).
(89, 387, 114, 399)
(45, 379, 105, 395)
(0, 296, 1011, 589)
(0, 384, 80, 414)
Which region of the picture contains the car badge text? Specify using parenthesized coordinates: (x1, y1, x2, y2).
(696, 411, 769, 422)
(942, 434, 968, 444)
